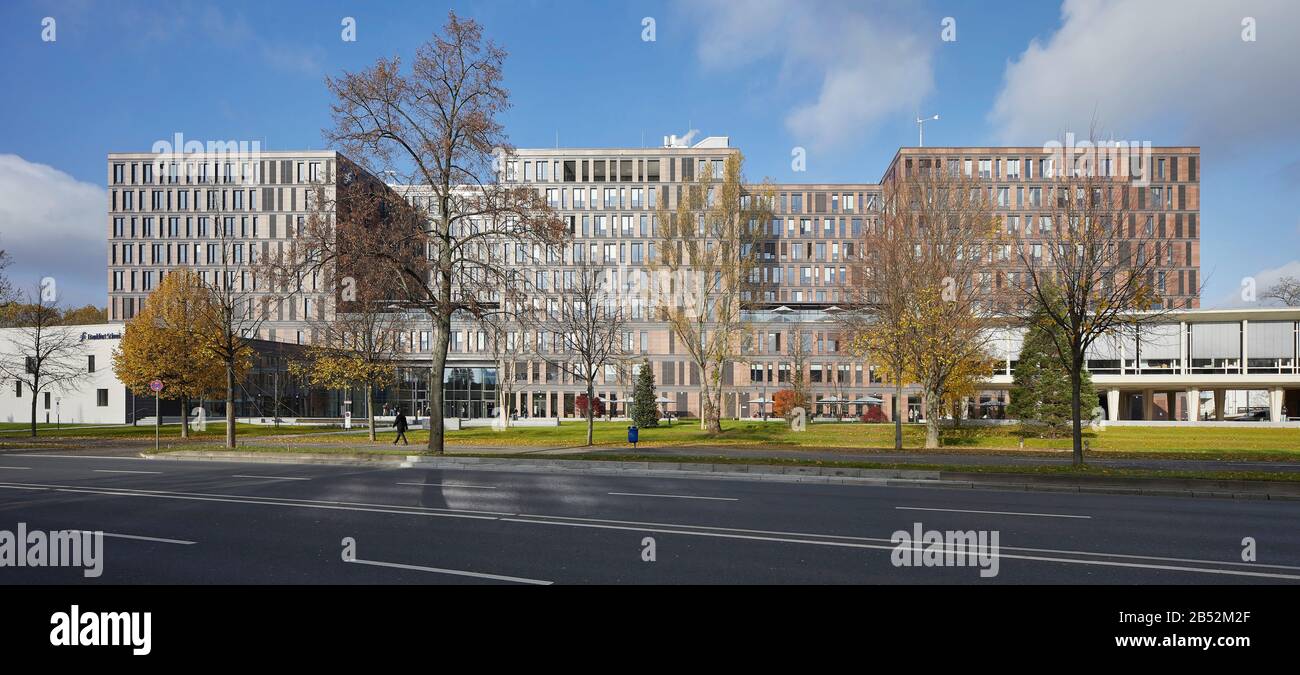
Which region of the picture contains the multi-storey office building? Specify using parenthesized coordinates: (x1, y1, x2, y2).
(103, 138, 1300, 426)
(106, 150, 341, 343)
(883, 146, 1202, 310)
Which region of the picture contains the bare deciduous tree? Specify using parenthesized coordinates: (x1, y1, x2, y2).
(0, 243, 16, 311)
(306, 11, 564, 454)
(534, 261, 630, 446)
(477, 282, 532, 430)
(1007, 135, 1183, 465)
(196, 225, 266, 449)
(0, 285, 88, 437)
(1263, 276, 1300, 307)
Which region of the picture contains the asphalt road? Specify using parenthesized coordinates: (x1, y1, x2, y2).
(1, 453, 1298, 584)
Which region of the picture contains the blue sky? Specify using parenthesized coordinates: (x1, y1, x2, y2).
(1, 0, 1297, 307)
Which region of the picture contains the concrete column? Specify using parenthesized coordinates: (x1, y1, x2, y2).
(1142, 388, 1155, 421)
(1107, 389, 1120, 422)
(1166, 390, 1179, 420)
(1271, 388, 1284, 422)
(1187, 388, 1200, 421)
(1214, 389, 1226, 421)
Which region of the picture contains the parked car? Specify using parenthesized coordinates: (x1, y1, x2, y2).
(1231, 410, 1270, 422)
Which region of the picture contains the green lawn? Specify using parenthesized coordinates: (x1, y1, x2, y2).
(333, 420, 1300, 459)
(0, 421, 350, 441)
(0, 422, 97, 431)
(9, 417, 1299, 462)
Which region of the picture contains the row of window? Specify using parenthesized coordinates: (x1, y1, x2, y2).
(535, 184, 880, 215)
(110, 186, 322, 215)
(10, 383, 111, 408)
(903, 154, 1197, 183)
(504, 156, 722, 184)
(111, 242, 257, 267)
(111, 160, 323, 186)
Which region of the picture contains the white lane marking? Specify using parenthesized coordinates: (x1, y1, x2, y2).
(500, 517, 1300, 581)
(345, 557, 551, 585)
(397, 482, 497, 490)
(0, 481, 515, 516)
(65, 530, 196, 545)
(3, 480, 1298, 579)
(230, 474, 310, 481)
(608, 491, 738, 502)
(513, 512, 1300, 573)
(94, 469, 162, 475)
(0, 466, 32, 470)
(896, 506, 1091, 520)
(0, 483, 502, 522)
(0, 484, 47, 490)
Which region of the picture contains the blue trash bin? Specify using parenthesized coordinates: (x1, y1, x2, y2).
(627, 425, 639, 446)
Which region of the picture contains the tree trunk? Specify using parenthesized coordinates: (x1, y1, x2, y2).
(366, 383, 376, 442)
(585, 379, 595, 447)
(426, 311, 451, 455)
(706, 387, 722, 434)
(893, 381, 903, 451)
(29, 381, 38, 438)
(498, 384, 511, 430)
(699, 380, 709, 432)
(180, 395, 189, 439)
(225, 364, 236, 449)
(924, 392, 940, 449)
(1071, 359, 1084, 467)
(701, 374, 722, 435)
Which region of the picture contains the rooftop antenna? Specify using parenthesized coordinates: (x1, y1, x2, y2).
(915, 114, 939, 147)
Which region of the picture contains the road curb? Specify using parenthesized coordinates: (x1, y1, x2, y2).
(142, 450, 1300, 500)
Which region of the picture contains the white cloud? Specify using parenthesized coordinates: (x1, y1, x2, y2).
(685, 0, 933, 151)
(1210, 259, 1300, 308)
(990, 0, 1300, 149)
(0, 155, 106, 307)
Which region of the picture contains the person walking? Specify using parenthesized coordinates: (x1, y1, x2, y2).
(392, 410, 409, 445)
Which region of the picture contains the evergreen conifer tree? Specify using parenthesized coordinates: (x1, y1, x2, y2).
(630, 360, 659, 428)
(1009, 310, 1096, 438)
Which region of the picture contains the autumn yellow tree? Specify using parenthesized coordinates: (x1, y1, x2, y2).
(941, 349, 997, 429)
(651, 152, 774, 433)
(290, 352, 396, 441)
(112, 269, 229, 438)
(845, 318, 913, 448)
(847, 165, 1003, 448)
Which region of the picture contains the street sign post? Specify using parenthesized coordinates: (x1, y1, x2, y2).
(150, 380, 164, 452)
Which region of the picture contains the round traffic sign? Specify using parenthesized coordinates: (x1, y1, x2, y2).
(150, 380, 164, 393)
